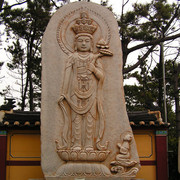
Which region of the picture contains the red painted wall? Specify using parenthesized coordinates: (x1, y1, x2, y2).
(0, 131, 7, 180)
(156, 133, 168, 180)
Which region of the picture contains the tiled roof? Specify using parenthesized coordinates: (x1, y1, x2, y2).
(128, 111, 170, 128)
(0, 110, 170, 130)
(0, 110, 40, 129)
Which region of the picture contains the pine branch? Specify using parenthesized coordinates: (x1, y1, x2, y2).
(1, 0, 28, 11)
(50, 0, 59, 9)
(127, 33, 180, 54)
(0, 0, 4, 11)
(163, 4, 180, 34)
(123, 45, 156, 74)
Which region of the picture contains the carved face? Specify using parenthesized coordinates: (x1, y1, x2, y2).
(76, 36, 92, 52)
(124, 134, 132, 141)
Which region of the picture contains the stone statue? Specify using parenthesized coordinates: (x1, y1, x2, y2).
(41, 1, 140, 179)
(111, 132, 139, 176)
(58, 12, 111, 152)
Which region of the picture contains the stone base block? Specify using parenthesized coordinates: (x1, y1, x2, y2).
(55, 162, 111, 177)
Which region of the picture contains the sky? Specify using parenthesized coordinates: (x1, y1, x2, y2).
(0, 0, 179, 106)
(70, 0, 177, 15)
(71, 0, 149, 15)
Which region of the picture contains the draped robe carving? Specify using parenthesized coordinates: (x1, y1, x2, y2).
(59, 52, 106, 151)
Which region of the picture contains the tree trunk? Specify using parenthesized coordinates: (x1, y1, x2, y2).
(26, 39, 34, 111)
(0, 0, 4, 11)
(29, 73, 33, 111)
(28, 29, 36, 111)
(158, 43, 163, 117)
(175, 64, 180, 173)
(21, 71, 29, 111)
(121, 38, 129, 70)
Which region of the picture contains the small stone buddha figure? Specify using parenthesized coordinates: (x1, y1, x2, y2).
(58, 12, 105, 151)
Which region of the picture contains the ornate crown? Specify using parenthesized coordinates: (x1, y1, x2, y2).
(72, 12, 97, 35)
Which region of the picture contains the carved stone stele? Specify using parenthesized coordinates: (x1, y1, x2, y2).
(41, 1, 140, 179)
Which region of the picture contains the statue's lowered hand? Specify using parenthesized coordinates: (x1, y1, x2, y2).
(87, 63, 95, 72)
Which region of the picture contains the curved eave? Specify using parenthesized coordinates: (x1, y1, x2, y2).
(0, 110, 170, 130)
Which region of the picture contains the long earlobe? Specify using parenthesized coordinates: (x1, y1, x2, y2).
(90, 41, 93, 52)
(74, 45, 77, 51)
(90, 46, 93, 52)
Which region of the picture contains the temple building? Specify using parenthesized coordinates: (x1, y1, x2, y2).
(0, 101, 169, 180)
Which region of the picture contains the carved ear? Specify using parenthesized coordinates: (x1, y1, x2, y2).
(90, 46, 93, 52)
(74, 44, 77, 51)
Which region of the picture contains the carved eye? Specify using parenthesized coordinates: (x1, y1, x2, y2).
(85, 39, 90, 42)
(78, 39, 83, 42)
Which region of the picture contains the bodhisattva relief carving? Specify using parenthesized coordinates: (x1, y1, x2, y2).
(55, 11, 114, 177)
(41, 2, 141, 178)
(49, 9, 140, 178)
(56, 12, 112, 155)
(110, 132, 139, 177)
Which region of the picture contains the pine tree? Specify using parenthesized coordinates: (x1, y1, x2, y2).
(119, 0, 180, 73)
(0, 0, 52, 110)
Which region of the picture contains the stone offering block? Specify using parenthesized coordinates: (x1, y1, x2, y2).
(41, 1, 140, 179)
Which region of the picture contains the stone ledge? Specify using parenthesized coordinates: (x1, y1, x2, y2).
(28, 179, 45, 180)
(45, 178, 144, 180)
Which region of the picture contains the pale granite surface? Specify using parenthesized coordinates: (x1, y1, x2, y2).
(41, 1, 140, 179)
